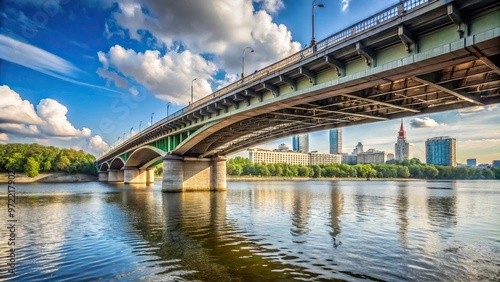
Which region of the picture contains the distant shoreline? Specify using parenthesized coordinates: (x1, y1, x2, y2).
(0, 172, 97, 183)
(227, 176, 424, 182)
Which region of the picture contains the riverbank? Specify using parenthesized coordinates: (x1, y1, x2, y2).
(0, 172, 97, 183)
(228, 176, 424, 181)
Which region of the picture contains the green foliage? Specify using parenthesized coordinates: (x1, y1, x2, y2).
(24, 157, 40, 177)
(154, 163, 163, 176)
(226, 157, 498, 180)
(0, 143, 97, 177)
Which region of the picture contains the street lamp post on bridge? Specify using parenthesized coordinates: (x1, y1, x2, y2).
(311, 0, 325, 46)
(191, 78, 197, 104)
(241, 47, 254, 78)
(151, 113, 154, 126)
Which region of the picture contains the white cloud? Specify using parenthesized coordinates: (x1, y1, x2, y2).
(36, 98, 91, 138)
(105, 0, 301, 76)
(459, 105, 498, 115)
(0, 86, 91, 139)
(88, 135, 110, 153)
(0, 85, 44, 124)
(0, 34, 79, 78)
(0, 123, 41, 137)
(99, 45, 217, 104)
(341, 0, 351, 12)
(410, 117, 445, 128)
(255, 0, 285, 14)
(0, 133, 9, 141)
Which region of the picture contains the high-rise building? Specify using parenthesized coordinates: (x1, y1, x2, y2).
(425, 136, 456, 166)
(292, 134, 309, 153)
(329, 128, 342, 154)
(493, 160, 500, 168)
(395, 120, 410, 161)
(466, 158, 477, 167)
(353, 142, 364, 154)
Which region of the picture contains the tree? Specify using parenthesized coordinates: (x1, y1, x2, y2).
(5, 153, 24, 172)
(227, 163, 242, 176)
(397, 166, 410, 178)
(424, 166, 439, 179)
(24, 157, 40, 177)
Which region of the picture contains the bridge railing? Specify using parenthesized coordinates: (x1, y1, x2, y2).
(98, 0, 433, 161)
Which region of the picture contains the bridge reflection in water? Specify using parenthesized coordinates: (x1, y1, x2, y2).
(96, 0, 500, 192)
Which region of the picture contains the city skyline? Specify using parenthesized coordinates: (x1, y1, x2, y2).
(0, 1, 498, 164)
(247, 107, 499, 165)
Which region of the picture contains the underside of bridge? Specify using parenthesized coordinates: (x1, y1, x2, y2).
(96, 0, 500, 192)
(188, 55, 500, 157)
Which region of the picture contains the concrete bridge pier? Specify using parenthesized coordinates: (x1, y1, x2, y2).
(162, 155, 227, 192)
(98, 171, 108, 182)
(146, 168, 155, 184)
(123, 166, 147, 184)
(108, 169, 124, 182)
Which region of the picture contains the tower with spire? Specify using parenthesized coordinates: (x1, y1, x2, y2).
(395, 120, 410, 161)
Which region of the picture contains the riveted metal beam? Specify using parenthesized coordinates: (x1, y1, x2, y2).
(233, 93, 250, 106)
(325, 55, 345, 77)
(356, 42, 376, 66)
(261, 83, 279, 97)
(481, 56, 500, 76)
(279, 75, 296, 90)
(412, 74, 483, 106)
(244, 89, 263, 101)
(398, 25, 416, 52)
(299, 67, 317, 84)
(341, 93, 420, 113)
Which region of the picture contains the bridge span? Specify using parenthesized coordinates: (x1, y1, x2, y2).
(96, 0, 500, 192)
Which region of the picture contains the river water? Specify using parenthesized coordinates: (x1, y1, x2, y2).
(0, 180, 498, 281)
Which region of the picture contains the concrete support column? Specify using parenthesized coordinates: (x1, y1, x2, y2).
(98, 171, 108, 182)
(211, 156, 227, 191)
(123, 166, 146, 184)
(162, 155, 184, 192)
(146, 168, 155, 184)
(162, 155, 227, 192)
(108, 169, 124, 182)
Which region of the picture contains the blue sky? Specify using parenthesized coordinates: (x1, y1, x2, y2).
(0, 0, 499, 164)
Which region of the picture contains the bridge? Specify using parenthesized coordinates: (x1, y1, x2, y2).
(96, 0, 500, 192)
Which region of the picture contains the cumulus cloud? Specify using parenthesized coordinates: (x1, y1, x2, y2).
(99, 45, 217, 104)
(410, 117, 445, 128)
(36, 99, 91, 137)
(0, 86, 91, 139)
(88, 135, 110, 153)
(104, 0, 301, 77)
(255, 0, 285, 14)
(0, 133, 9, 142)
(0, 85, 44, 124)
(341, 0, 351, 12)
